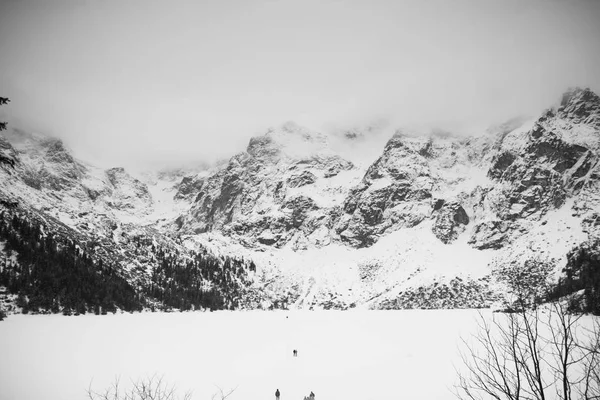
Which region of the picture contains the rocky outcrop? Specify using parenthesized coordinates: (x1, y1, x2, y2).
(0, 137, 18, 169)
(287, 171, 317, 188)
(432, 201, 469, 244)
(469, 87, 600, 250)
(175, 175, 206, 200)
(488, 151, 517, 180)
(336, 133, 434, 247)
(105, 167, 153, 210)
(559, 87, 600, 128)
(177, 89, 600, 257)
(468, 220, 514, 250)
(377, 277, 499, 309)
(4, 136, 88, 191)
(176, 123, 358, 248)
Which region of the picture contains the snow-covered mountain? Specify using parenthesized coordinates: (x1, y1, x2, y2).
(1, 88, 599, 312)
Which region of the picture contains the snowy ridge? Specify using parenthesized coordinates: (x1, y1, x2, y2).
(2, 88, 600, 310)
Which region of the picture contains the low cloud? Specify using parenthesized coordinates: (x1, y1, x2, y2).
(1, 0, 599, 169)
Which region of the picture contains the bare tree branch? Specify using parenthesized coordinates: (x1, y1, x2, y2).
(87, 375, 197, 400)
(455, 301, 600, 400)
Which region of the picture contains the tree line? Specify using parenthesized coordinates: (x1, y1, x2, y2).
(0, 211, 142, 314)
(547, 240, 600, 315)
(138, 235, 255, 312)
(0, 210, 254, 315)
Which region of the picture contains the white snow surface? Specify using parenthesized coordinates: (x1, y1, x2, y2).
(2, 310, 598, 400)
(0, 310, 498, 400)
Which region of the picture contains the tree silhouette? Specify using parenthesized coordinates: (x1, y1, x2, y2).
(0, 96, 16, 170)
(0, 97, 9, 132)
(455, 301, 600, 400)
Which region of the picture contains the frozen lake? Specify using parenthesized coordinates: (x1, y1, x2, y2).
(0, 310, 486, 400)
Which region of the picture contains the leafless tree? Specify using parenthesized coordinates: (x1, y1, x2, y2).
(454, 300, 600, 400)
(87, 375, 237, 400)
(211, 385, 237, 400)
(87, 375, 192, 400)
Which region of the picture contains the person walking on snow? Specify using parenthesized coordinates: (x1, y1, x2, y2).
(275, 389, 280, 400)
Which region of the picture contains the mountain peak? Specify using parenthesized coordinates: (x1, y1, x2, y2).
(557, 87, 600, 128)
(246, 122, 330, 159)
(269, 121, 328, 144)
(560, 87, 599, 107)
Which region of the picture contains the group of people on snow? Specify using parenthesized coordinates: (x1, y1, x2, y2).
(275, 389, 315, 400)
(273, 349, 314, 399)
(276, 315, 313, 399)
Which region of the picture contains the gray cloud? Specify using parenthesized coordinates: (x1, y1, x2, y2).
(1, 0, 599, 169)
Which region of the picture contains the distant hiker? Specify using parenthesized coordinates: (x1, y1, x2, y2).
(302, 391, 315, 400)
(293, 349, 297, 357)
(275, 389, 280, 400)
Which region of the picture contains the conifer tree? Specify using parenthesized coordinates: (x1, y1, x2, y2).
(0, 97, 9, 132)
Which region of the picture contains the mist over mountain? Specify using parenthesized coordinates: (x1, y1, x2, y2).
(2, 0, 600, 169)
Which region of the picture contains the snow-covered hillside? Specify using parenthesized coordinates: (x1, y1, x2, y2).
(1, 88, 599, 311)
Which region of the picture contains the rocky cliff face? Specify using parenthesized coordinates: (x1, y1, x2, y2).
(468, 88, 600, 250)
(1, 88, 599, 311)
(0, 130, 253, 314)
(0, 128, 203, 256)
(171, 88, 600, 309)
(176, 122, 358, 251)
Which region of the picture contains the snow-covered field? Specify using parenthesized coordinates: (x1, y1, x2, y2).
(0, 310, 489, 400)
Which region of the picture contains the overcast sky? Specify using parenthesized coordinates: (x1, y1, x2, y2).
(1, 0, 600, 169)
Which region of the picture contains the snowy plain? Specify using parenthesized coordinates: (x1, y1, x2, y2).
(0, 310, 489, 400)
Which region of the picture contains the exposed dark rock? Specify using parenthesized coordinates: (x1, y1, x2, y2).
(0, 198, 18, 209)
(175, 175, 206, 200)
(44, 139, 75, 165)
(418, 139, 434, 157)
(287, 171, 317, 188)
(468, 220, 513, 250)
(247, 135, 277, 158)
(488, 151, 516, 180)
(323, 157, 353, 178)
(273, 180, 286, 203)
(105, 167, 152, 210)
(0, 137, 17, 169)
(283, 196, 318, 228)
(377, 277, 498, 309)
(257, 230, 279, 245)
(432, 201, 469, 244)
(433, 199, 445, 211)
(558, 88, 600, 127)
(582, 213, 600, 235)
